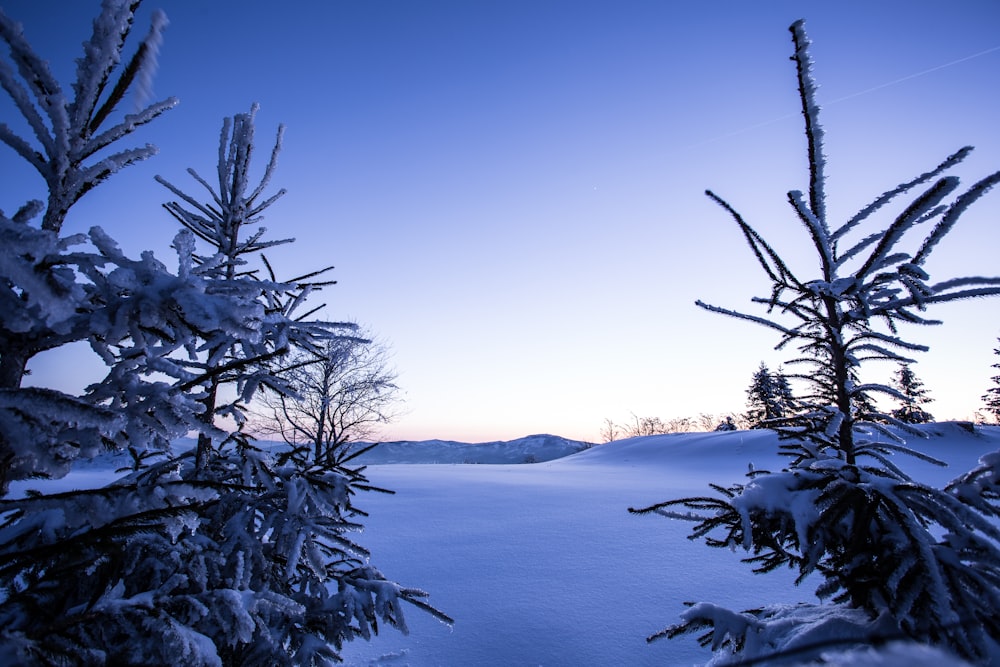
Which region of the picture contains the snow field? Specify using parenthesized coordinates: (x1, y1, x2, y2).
(15, 424, 996, 666)
(342, 425, 997, 665)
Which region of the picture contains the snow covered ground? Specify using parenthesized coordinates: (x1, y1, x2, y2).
(13, 423, 998, 666)
(334, 423, 1000, 666)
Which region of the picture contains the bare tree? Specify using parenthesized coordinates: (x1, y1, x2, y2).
(256, 329, 402, 464)
(600, 417, 620, 443)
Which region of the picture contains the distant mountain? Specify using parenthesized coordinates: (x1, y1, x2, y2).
(347, 434, 595, 464)
(67, 434, 595, 472)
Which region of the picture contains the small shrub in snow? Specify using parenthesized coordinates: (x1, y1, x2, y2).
(666, 602, 972, 666)
(632, 19, 1000, 665)
(715, 417, 738, 432)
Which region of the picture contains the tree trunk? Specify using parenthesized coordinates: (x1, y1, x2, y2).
(831, 341, 856, 464)
(0, 346, 31, 496)
(195, 377, 219, 471)
(0, 346, 29, 390)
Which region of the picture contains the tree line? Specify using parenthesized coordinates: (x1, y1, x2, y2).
(601, 344, 1000, 442)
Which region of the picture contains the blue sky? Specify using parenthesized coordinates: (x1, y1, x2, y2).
(3, 1, 1000, 442)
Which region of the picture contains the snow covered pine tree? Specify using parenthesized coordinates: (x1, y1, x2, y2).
(743, 362, 795, 429)
(890, 363, 935, 424)
(0, 0, 178, 492)
(144, 104, 449, 666)
(631, 19, 1000, 664)
(0, 3, 447, 665)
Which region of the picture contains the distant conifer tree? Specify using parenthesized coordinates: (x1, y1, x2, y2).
(890, 363, 935, 424)
(743, 362, 795, 428)
(983, 337, 1000, 424)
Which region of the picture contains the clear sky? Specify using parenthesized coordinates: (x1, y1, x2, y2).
(3, 1, 999, 443)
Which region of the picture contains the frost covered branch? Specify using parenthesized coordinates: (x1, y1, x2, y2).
(0, 0, 177, 233)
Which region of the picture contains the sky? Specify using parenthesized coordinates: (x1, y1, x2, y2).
(2, 0, 1000, 443)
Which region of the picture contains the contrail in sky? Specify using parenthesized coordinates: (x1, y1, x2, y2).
(683, 44, 1000, 151)
(824, 44, 1000, 106)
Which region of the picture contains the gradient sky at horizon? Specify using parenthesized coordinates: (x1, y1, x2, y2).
(3, 0, 999, 443)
